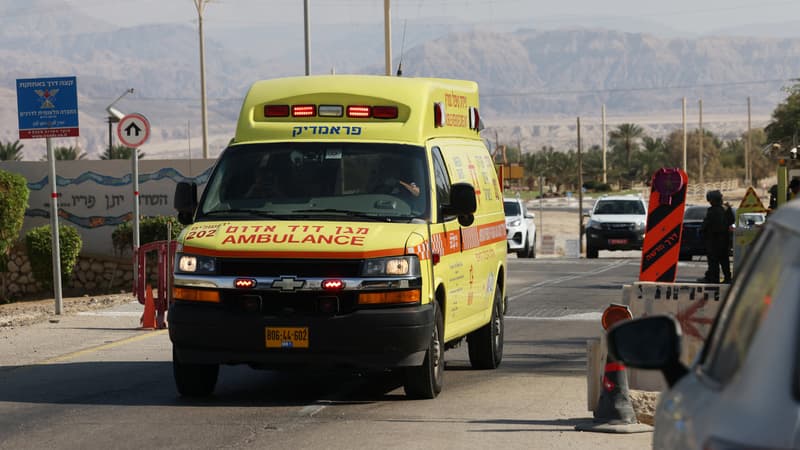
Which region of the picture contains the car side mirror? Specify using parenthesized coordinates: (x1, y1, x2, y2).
(525, 212, 535, 220)
(607, 315, 688, 387)
(174, 182, 198, 225)
(442, 183, 477, 227)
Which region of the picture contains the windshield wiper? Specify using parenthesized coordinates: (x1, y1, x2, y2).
(291, 208, 403, 222)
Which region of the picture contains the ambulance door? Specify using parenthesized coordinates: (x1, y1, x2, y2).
(439, 143, 502, 328)
(430, 146, 471, 340)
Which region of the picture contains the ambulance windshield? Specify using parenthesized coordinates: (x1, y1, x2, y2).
(198, 142, 430, 222)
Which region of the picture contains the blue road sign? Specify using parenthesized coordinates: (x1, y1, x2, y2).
(16, 76, 79, 139)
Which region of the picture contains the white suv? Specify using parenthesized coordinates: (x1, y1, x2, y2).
(504, 197, 536, 258)
(584, 194, 647, 258)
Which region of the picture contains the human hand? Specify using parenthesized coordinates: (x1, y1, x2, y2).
(398, 180, 420, 197)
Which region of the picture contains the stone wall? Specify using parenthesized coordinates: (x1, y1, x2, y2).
(3, 246, 135, 299)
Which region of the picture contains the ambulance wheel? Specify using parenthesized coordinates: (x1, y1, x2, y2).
(173, 347, 219, 397)
(586, 245, 598, 259)
(467, 285, 504, 369)
(404, 303, 444, 399)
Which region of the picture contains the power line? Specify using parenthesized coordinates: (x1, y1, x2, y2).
(482, 78, 793, 98)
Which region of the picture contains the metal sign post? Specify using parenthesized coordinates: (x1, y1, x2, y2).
(16, 76, 79, 315)
(117, 113, 151, 290)
(46, 137, 63, 314)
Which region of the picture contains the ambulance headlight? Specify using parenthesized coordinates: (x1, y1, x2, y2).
(363, 256, 420, 277)
(175, 253, 217, 274)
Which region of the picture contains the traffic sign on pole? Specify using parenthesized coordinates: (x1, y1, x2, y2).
(15, 75, 79, 315)
(117, 113, 150, 148)
(16, 76, 79, 139)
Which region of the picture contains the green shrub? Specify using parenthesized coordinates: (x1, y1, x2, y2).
(25, 224, 82, 289)
(112, 216, 184, 254)
(0, 170, 29, 272)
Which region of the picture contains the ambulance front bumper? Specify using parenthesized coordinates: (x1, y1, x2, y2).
(169, 299, 434, 370)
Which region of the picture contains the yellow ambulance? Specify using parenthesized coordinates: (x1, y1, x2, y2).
(170, 75, 507, 399)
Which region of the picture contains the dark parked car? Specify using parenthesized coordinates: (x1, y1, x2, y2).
(679, 205, 736, 261)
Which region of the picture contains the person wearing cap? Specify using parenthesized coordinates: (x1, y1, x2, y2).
(789, 177, 800, 201)
(698, 190, 734, 284)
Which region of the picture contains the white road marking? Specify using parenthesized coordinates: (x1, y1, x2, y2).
(508, 259, 628, 301)
(505, 312, 602, 321)
(76, 311, 142, 317)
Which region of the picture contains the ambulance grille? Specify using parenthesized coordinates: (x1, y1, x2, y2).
(218, 259, 363, 277)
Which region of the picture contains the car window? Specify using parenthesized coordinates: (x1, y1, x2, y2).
(684, 206, 707, 221)
(594, 200, 645, 215)
(701, 227, 800, 384)
(504, 201, 520, 216)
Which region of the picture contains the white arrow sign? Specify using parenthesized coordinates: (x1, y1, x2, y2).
(117, 113, 150, 148)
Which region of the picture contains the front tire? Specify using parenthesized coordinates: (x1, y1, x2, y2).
(586, 244, 598, 259)
(173, 347, 219, 397)
(467, 284, 504, 369)
(404, 303, 444, 399)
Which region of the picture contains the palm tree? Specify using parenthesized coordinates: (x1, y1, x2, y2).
(608, 123, 645, 169)
(40, 146, 88, 161)
(100, 145, 145, 160)
(0, 140, 24, 161)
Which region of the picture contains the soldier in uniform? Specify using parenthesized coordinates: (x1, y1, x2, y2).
(698, 190, 734, 284)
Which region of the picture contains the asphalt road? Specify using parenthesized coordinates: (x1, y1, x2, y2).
(0, 256, 708, 450)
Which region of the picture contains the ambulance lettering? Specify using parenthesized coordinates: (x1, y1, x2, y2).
(185, 228, 218, 240)
(220, 224, 370, 246)
(221, 233, 365, 246)
(292, 126, 362, 137)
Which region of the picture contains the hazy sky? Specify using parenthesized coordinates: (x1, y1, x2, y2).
(56, 0, 800, 35)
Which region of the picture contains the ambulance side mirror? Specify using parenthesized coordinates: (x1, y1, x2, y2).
(443, 183, 477, 227)
(174, 182, 198, 225)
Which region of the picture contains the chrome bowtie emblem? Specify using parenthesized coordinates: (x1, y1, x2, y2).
(272, 276, 305, 291)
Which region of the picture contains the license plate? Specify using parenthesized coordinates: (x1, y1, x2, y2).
(266, 327, 309, 349)
(609, 238, 628, 245)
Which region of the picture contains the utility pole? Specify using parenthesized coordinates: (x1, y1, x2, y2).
(602, 104, 607, 184)
(699, 99, 704, 187)
(577, 117, 584, 256)
(304, 0, 311, 75)
(682, 97, 687, 172)
(384, 0, 392, 76)
(747, 96, 752, 185)
(194, 0, 210, 159)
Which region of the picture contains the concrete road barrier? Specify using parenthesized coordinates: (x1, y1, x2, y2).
(588, 281, 730, 409)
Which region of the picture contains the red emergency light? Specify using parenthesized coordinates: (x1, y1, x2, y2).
(292, 105, 317, 117)
(234, 278, 257, 289)
(322, 279, 345, 291)
(347, 106, 371, 118)
(264, 105, 290, 117)
(469, 107, 481, 130)
(433, 102, 446, 128)
(371, 106, 398, 119)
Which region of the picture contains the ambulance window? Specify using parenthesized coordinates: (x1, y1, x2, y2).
(432, 148, 451, 218)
